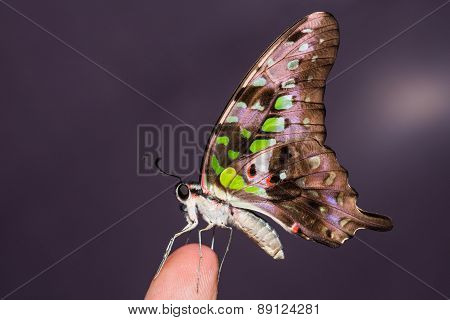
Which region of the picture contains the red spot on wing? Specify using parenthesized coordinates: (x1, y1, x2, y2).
(292, 223, 301, 234)
(265, 176, 275, 187)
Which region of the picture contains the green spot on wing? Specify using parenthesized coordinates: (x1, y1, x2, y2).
(281, 79, 295, 89)
(274, 95, 293, 110)
(244, 186, 267, 196)
(229, 174, 246, 190)
(287, 59, 299, 70)
(216, 136, 229, 146)
(240, 128, 251, 139)
(226, 116, 239, 123)
(262, 117, 285, 132)
(250, 100, 264, 111)
(252, 77, 266, 87)
(235, 101, 247, 108)
(249, 139, 276, 153)
(244, 186, 259, 193)
(211, 155, 224, 175)
(220, 167, 236, 188)
(227, 150, 240, 160)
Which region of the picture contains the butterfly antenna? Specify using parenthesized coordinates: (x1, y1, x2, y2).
(155, 157, 182, 183)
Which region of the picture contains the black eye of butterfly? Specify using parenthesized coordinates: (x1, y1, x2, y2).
(177, 184, 190, 201)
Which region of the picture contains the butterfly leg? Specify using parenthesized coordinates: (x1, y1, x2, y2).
(218, 225, 233, 280)
(184, 230, 192, 245)
(154, 221, 198, 279)
(210, 226, 216, 250)
(196, 223, 215, 293)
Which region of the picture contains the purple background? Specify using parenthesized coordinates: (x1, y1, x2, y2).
(1, 0, 449, 299)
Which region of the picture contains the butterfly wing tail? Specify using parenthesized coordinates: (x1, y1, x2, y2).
(357, 208, 393, 232)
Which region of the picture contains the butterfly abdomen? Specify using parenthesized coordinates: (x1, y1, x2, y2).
(229, 207, 284, 259)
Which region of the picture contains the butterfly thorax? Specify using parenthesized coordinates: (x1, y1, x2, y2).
(188, 183, 231, 227)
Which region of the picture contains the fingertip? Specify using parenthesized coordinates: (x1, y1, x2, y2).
(145, 244, 219, 300)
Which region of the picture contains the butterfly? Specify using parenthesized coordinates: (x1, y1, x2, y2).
(156, 11, 393, 276)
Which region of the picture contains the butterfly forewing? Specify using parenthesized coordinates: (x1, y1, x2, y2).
(200, 12, 392, 248)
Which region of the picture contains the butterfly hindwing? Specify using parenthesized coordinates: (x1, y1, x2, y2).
(200, 12, 392, 248)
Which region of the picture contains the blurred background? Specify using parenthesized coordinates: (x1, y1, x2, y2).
(0, 0, 449, 299)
